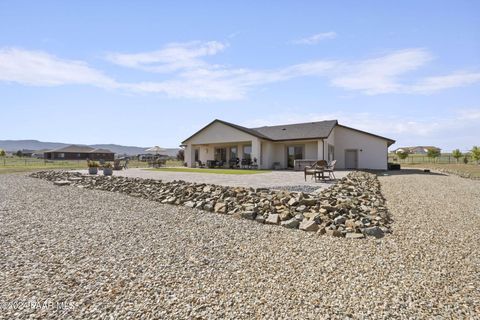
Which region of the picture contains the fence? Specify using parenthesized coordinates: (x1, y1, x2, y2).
(388, 154, 475, 164)
(0, 157, 182, 168)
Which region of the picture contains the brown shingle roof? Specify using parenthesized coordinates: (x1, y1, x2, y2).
(46, 145, 114, 153)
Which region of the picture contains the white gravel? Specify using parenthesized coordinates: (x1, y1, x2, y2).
(1, 171, 479, 319)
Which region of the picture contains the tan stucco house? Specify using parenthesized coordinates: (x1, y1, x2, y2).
(182, 119, 395, 170)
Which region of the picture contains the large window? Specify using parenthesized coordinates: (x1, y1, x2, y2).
(230, 146, 238, 160)
(287, 145, 304, 168)
(242, 145, 252, 160)
(214, 148, 227, 161)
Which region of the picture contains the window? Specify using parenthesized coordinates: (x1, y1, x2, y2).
(214, 148, 227, 161)
(194, 149, 199, 162)
(243, 145, 252, 160)
(230, 146, 238, 160)
(287, 145, 304, 168)
(58, 153, 65, 159)
(328, 144, 335, 162)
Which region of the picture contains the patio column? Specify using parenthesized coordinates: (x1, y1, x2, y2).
(185, 144, 194, 167)
(317, 140, 324, 160)
(251, 138, 261, 166)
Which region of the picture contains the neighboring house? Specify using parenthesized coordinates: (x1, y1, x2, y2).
(393, 146, 441, 154)
(44, 145, 115, 161)
(182, 119, 395, 170)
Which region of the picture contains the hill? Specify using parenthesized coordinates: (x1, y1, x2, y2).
(0, 140, 179, 157)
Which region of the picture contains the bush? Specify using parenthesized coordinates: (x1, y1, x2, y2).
(0, 149, 5, 157)
(471, 146, 480, 164)
(397, 151, 409, 160)
(427, 148, 440, 161)
(176, 149, 184, 161)
(87, 160, 99, 168)
(452, 149, 463, 163)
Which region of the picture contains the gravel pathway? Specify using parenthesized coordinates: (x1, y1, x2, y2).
(1, 172, 479, 319)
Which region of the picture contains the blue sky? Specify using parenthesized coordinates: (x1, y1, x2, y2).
(0, 1, 479, 151)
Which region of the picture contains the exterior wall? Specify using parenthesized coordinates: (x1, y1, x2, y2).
(186, 121, 257, 145)
(304, 141, 318, 159)
(333, 126, 388, 170)
(184, 121, 259, 167)
(44, 152, 114, 161)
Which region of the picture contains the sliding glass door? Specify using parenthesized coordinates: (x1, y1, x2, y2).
(287, 145, 304, 168)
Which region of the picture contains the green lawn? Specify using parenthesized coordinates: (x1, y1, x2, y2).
(146, 167, 271, 174)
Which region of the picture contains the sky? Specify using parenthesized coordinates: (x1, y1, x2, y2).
(0, 1, 479, 151)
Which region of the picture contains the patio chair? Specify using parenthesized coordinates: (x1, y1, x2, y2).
(324, 160, 337, 180)
(251, 158, 258, 169)
(304, 160, 327, 181)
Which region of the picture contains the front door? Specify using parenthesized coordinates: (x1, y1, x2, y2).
(345, 149, 358, 169)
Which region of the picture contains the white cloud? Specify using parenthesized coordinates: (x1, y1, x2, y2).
(330, 48, 433, 94)
(0, 47, 118, 88)
(106, 41, 227, 73)
(409, 71, 480, 94)
(293, 32, 337, 45)
(1, 44, 480, 100)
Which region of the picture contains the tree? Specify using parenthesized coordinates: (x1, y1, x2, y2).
(176, 149, 184, 161)
(15, 150, 23, 157)
(427, 148, 440, 162)
(0, 149, 5, 157)
(452, 149, 463, 163)
(471, 146, 480, 164)
(397, 151, 409, 160)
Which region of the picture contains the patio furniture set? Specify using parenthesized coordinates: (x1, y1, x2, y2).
(197, 158, 259, 169)
(304, 160, 337, 182)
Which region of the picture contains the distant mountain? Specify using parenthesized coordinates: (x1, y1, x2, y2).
(0, 140, 180, 157)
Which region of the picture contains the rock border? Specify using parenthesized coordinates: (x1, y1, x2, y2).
(30, 170, 392, 238)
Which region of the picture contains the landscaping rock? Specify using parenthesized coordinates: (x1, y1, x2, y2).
(299, 220, 319, 232)
(281, 218, 300, 229)
(362, 226, 385, 238)
(265, 214, 280, 225)
(53, 180, 71, 186)
(30, 170, 392, 237)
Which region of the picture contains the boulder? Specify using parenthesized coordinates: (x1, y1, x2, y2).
(214, 202, 227, 213)
(326, 229, 343, 237)
(362, 226, 384, 238)
(265, 214, 280, 225)
(299, 220, 319, 232)
(281, 218, 300, 229)
(53, 180, 71, 186)
(333, 215, 347, 225)
(345, 232, 365, 239)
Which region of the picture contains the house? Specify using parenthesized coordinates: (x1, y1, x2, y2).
(44, 145, 115, 161)
(393, 146, 441, 154)
(182, 119, 395, 170)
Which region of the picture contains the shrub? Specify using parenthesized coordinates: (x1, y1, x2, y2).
(16, 150, 23, 157)
(427, 148, 440, 162)
(0, 149, 5, 157)
(397, 151, 409, 160)
(471, 146, 480, 164)
(452, 149, 463, 163)
(463, 156, 469, 164)
(176, 149, 184, 161)
(87, 160, 99, 168)
(103, 162, 112, 168)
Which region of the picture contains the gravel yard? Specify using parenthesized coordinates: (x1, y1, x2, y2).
(1, 171, 479, 319)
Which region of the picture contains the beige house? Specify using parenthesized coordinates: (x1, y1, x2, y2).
(182, 119, 395, 170)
